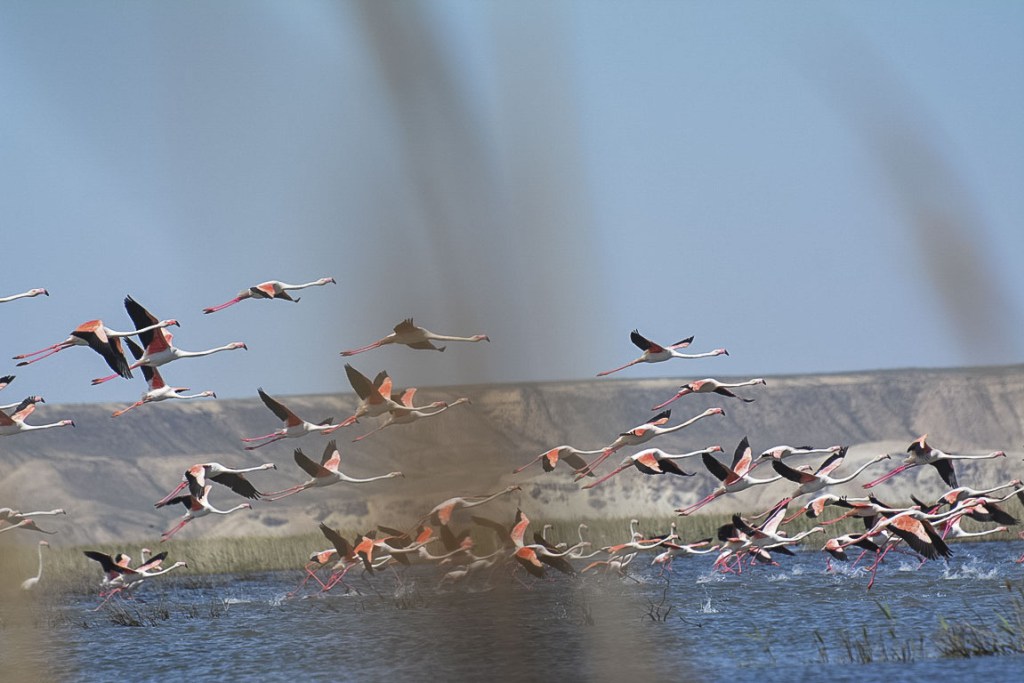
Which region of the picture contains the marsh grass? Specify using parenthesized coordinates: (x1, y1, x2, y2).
(815, 602, 924, 664)
(935, 580, 1024, 657)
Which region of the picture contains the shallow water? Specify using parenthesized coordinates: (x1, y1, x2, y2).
(6, 541, 1024, 682)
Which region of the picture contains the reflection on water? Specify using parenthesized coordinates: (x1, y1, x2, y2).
(5, 542, 1024, 682)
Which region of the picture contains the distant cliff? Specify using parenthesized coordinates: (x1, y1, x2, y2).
(1, 364, 1021, 544)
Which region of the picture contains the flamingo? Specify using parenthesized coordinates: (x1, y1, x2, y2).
(0, 374, 13, 392)
(0, 507, 66, 525)
(340, 318, 489, 356)
(338, 364, 435, 428)
(352, 392, 471, 442)
(938, 516, 1008, 540)
(757, 444, 844, 461)
(20, 541, 50, 590)
(111, 338, 217, 417)
(0, 397, 74, 437)
(159, 473, 252, 541)
(862, 435, 1006, 489)
(596, 330, 727, 377)
(14, 315, 178, 379)
(241, 388, 340, 450)
(574, 407, 725, 479)
(821, 532, 883, 571)
(731, 506, 825, 559)
(766, 448, 892, 511)
(91, 296, 246, 384)
(651, 377, 766, 410)
(651, 538, 720, 575)
(839, 509, 953, 588)
(202, 277, 336, 314)
(512, 444, 606, 476)
(0, 288, 48, 303)
(84, 550, 186, 607)
(262, 441, 404, 501)
(676, 437, 784, 516)
(581, 446, 722, 490)
(423, 485, 521, 527)
(154, 462, 277, 507)
(0, 519, 57, 535)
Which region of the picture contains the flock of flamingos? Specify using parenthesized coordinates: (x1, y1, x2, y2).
(1, 281, 1021, 605)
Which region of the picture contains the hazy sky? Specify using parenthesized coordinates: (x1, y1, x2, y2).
(1, 1, 1021, 407)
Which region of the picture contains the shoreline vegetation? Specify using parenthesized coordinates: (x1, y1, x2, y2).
(3, 511, 1021, 595)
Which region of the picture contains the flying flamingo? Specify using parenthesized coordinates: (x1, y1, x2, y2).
(241, 388, 340, 450)
(422, 485, 521, 527)
(512, 444, 607, 477)
(596, 330, 727, 377)
(111, 339, 216, 417)
(340, 318, 489, 356)
(0, 288, 48, 303)
(91, 296, 246, 384)
(938, 516, 1007, 541)
(730, 506, 825, 561)
(651, 377, 767, 410)
(765, 448, 892, 512)
(862, 434, 1006, 489)
(757, 444, 844, 461)
(581, 446, 722, 490)
(0, 397, 74, 437)
(575, 408, 726, 479)
(202, 277, 336, 313)
(262, 441, 404, 501)
(154, 461, 277, 507)
(0, 519, 57, 535)
(0, 507, 66, 525)
(676, 437, 783, 516)
(14, 316, 178, 379)
(159, 473, 253, 541)
(352, 392, 471, 442)
(20, 540, 50, 590)
(339, 364, 433, 427)
(651, 538, 720, 575)
(0, 375, 13, 392)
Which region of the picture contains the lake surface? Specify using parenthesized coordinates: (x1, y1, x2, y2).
(5, 540, 1024, 682)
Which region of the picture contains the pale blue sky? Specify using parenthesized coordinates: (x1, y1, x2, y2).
(1, 1, 1021, 407)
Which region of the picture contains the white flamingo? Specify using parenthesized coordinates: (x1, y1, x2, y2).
(0, 288, 48, 303)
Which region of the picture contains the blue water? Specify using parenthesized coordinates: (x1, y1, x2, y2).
(6, 541, 1024, 682)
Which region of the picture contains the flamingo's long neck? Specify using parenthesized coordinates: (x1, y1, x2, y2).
(832, 458, 888, 485)
(175, 344, 240, 359)
(338, 471, 399, 484)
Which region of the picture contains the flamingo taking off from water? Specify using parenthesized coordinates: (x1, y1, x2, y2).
(340, 318, 489, 356)
(861, 435, 1006, 490)
(202, 277, 336, 314)
(0, 288, 48, 303)
(14, 316, 178, 379)
(262, 441, 404, 501)
(651, 377, 766, 410)
(596, 330, 727, 377)
(91, 296, 246, 384)
(111, 338, 216, 417)
(574, 408, 725, 479)
(241, 388, 340, 450)
(581, 446, 722, 490)
(0, 397, 74, 438)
